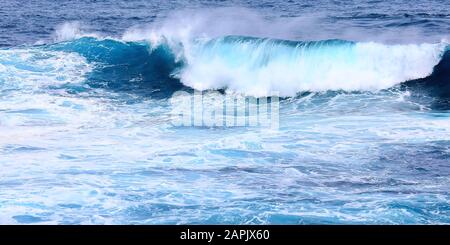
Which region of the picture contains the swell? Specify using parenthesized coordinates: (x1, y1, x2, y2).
(3, 36, 449, 104)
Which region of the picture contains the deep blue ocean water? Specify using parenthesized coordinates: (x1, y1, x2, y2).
(0, 0, 449, 224)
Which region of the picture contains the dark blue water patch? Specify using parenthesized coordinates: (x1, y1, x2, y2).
(323, 178, 417, 189)
(5, 108, 48, 114)
(58, 203, 82, 209)
(2, 144, 47, 153)
(58, 154, 78, 160)
(0, 179, 25, 187)
(57, 168, 107, 176)
(111, 169, 165, 179)
(120, 189, 187, 207)
(334, 13, 393, 20)
(385, 19, 432, 28)
(403, 50, 450, 110)
(218, 166, 273, 174)
(12, 215, 47, 224)
(157, 152, 198, 157)
(373, 141, 450, 178)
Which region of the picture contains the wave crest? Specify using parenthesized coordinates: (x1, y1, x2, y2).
(175, 36, 446, 96)
(16, 35, 449, 98)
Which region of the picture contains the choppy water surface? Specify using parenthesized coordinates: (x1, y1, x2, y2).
(0, 0, 449, 224)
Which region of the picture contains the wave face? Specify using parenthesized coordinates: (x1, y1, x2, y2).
(404, 48, 450, 109)
(48, 37, 185, 98)
(3, 36, 448, 108)
(40, 36, 449, 99)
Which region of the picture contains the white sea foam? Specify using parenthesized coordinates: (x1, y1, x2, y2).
(175, 39, 446, 97)
(0, 48, 91, 89)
